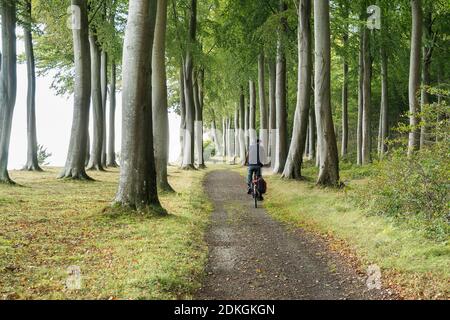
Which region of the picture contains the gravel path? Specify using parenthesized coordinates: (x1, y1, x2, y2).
(197, 170, 388, 300)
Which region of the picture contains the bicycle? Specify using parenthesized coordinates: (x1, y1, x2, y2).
(251, 172, 261, 209)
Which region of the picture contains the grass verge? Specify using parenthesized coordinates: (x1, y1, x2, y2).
(0, 167, 212, 300)
(261, 165, 449, 300)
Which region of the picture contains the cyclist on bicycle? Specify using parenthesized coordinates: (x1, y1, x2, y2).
(246, 139, 267, 200)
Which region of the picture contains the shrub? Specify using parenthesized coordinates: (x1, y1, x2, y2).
(359, 89, 449, 241)
(37, 144, 52, 166)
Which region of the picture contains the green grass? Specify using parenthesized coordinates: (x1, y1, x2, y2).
(260, 166, 449, 300)
(0, 167, 212, 300)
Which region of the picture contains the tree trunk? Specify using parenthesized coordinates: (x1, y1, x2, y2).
(115, 0, 161, 210)
(87, 33, 105, 171)
(100, 50, 107, 168)
(308, 105, 316, 161)
(181, 0, 197, 170)
(379, 43, 389, 157)
(282, 0, 311, 179)
(222, 117, 227, 161)
(234, 104, 240, 162)
(341, 13, 349, 158)
(249, 80, 257, 145)
(314, 0, 340, 186)
(198, 68, 205, 168)
(273, 0, 288, 174)
(362, 19, 372, 165)
(239, 88, 246, 164)
(59, 0, 91, 180)
(420, 3, 432, 149)
(408, 0, 422, 156)
(23, 0, 42, 172)
(107, 60, 118, 167)
(179, 63, 186, 164)
(152, 0, 174, 191)
(0, 0, 17, 183)
(227, 117, 234, 163)
(211, 118, 222, 157)
(268, 59, 276, 164)
(85, 131, 90, 166)
(258, 53, 268, 152)
(244, 92, 249, 151)
(357, 15, 364, 166)
(194, 68, 205, 168)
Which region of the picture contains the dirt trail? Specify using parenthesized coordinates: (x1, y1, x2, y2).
(197, 170, 388, 300)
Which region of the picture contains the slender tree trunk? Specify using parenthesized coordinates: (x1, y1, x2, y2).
(107, 61, 118, 167)
(152, 0, 174, 190)
(227, 117, 234, 163)
(244, 92, 249, 151)
(268, 59, 276, 164)
(273, 0, 288, 174)
(357, 15, 364, 166)
(194, 68, 205, 168)
(59, 0, 91, 180)
(179, 63, 186, 164)
(305, 127, 309, 158)
(211, 117, 222, 157)
(198, 68, 205, 168)
(408, 0, 422, 156)
(379, 43, 389, 157)
(0, 0, 17, 183)
(222, 117, 227, 161)
(234, 104, 240, 161)
(314, 0, 340, 186)
(249, 80, 257, 145)
(85, 131, 90, 166)
(100, 50, 107, 168)
(341, 21, 349, 158)
(282, 0, 311, 179)
(115, 0, 161, 210)
(181, 0, 197, 170)
(362, 19, 372, 165)
(258, 53, 268, 152)
(420, 3, 432, 149)
(239, 87, 246, 164)
(23, 0, 42, 172)
(87, 33, 104, 171)
(308, 106, 316, 160)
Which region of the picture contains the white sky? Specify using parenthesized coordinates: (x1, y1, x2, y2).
(8, 39, 181, 170)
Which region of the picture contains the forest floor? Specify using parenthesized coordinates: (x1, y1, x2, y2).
(0, 164, 448, 300)
(0, 167, 212, 300)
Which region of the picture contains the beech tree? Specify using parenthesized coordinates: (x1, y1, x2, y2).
(0, 0, 17, 183)
(181, 0, 197, 170)
(153, 0, 174, 191)
(23, 0, 42, 172)
(238, 88, 246, 164)
(249, 80, 256, 145)
(408, 0, 423, 156)
(87, 32, 104, 171)
(314, 0, 340, 186)
(282, 0, 312, 179)
(258, 53, 268, 152)
(114, 0, 161, 210)
(268, 59, 276, 164)
(419, 1, 434, 149)
(59, 0, 91, 180)
(273, 0, 288, 174)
